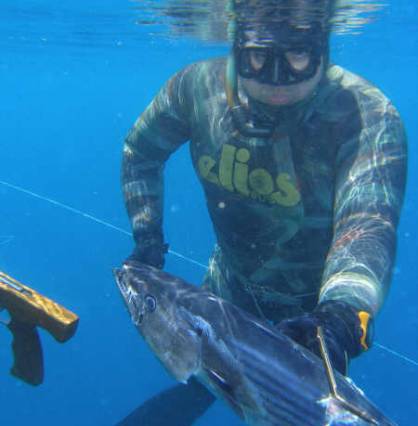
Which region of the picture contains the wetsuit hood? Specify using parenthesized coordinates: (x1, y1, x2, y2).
(226, 0, 334, 137)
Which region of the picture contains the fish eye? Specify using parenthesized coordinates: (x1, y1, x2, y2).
(144, 295, 156, 312)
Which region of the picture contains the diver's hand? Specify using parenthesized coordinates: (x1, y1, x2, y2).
(126, 238, 169, 270)
(277, 300, 373, 375)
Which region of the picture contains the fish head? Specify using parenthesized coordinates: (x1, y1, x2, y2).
(114, 260, 203, 383)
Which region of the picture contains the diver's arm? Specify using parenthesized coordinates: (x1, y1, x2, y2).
(319, 100, 407, 316)
(278, 102, 407, 373)
(122, 67, 192, 265)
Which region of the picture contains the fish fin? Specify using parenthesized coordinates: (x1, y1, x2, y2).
(203, 368, 244, 418)
(115, 378, 215, 426)
(205, 368, 234, 395)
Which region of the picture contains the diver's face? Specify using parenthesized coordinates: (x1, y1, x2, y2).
(235, 23, 327, 106)
(240, 56, 324, 106)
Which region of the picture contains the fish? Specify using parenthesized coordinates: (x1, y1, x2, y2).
(114, 260, 396, 426)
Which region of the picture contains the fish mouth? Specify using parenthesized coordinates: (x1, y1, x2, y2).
(113, 267, 127, 293)
(113, 266, 144, 325)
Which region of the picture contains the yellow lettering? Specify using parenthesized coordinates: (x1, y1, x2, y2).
(270, 173, 301, 207)
(198, 148, 301, 209)
(234, 148, 250, 196)
(219, 144, 235, 191)
(249, 168, 274, 196)
(198, 155, 219, 185)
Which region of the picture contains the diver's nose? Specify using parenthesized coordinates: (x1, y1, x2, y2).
(271, 57, 281, 84)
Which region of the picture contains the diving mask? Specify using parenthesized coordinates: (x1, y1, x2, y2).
(234, 23, 326, 86)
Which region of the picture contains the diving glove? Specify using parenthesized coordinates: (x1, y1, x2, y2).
(277, 300, 373, 375)
(127, 234, 169, 270)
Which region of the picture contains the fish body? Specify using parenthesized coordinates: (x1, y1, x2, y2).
(115, 261, 396, 426)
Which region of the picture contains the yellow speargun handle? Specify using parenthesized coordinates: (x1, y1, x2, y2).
(0, 271, 78, 342)
(0, 270, 79, 385)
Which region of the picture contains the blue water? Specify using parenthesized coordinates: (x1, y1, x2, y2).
(0, 1, 417, 425)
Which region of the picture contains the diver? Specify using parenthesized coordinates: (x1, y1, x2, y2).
(119, 0, 407, 424)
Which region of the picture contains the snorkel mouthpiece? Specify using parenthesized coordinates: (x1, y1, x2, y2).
(226, 55, 275, 138)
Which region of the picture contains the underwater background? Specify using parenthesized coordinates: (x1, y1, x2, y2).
(0, 0, 417, 425)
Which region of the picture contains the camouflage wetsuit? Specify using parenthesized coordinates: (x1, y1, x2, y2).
(122, 59, 407, 324)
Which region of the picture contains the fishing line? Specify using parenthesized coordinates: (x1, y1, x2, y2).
(1, 179, 417, 369)
(374, 343, 418, 368)
(0, 236, 14, 245)
(0, 180, 207, 269)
